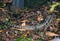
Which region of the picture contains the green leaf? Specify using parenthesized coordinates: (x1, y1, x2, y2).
(38, 38, 43, 41)
(26, 38, 32, 41)
(16, 37, 32, 41)
(50, 2, 60, 12)
(5, 18, 12, 26)
(0, 25, 4, 29)
(16, 37, 23, 41)
(0, 2, 6, 7)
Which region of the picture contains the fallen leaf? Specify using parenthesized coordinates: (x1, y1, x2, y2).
(0, 30, 4, 32)
(16, 28, 26, 31)
(46, 31, 59, 36)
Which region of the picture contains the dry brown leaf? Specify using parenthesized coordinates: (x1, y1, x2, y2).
(11, 28, 26, 31)
(16, 28, 26, 31)
(0, 30, 4, 32)
(20, 20, 29, 26)
(37, 15, 43, 22)
(20, 19, 29, 22)
(46, 31, 59, 36)
(21, 22, 26, 26)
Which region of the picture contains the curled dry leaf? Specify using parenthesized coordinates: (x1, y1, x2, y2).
(20, 19, 29, 26)
(37, 15, 43, 22)
(21, 22, 26, 26)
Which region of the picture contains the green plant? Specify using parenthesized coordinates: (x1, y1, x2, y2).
(16, 37, 32, 41)
(49, 2, 60, 12)
(0, 1, 6, 7)
(24, 0, 51, 8)
(0, 25, 4, 29)
(5, 18, 12, 26)
(38, 38, 43, 41)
